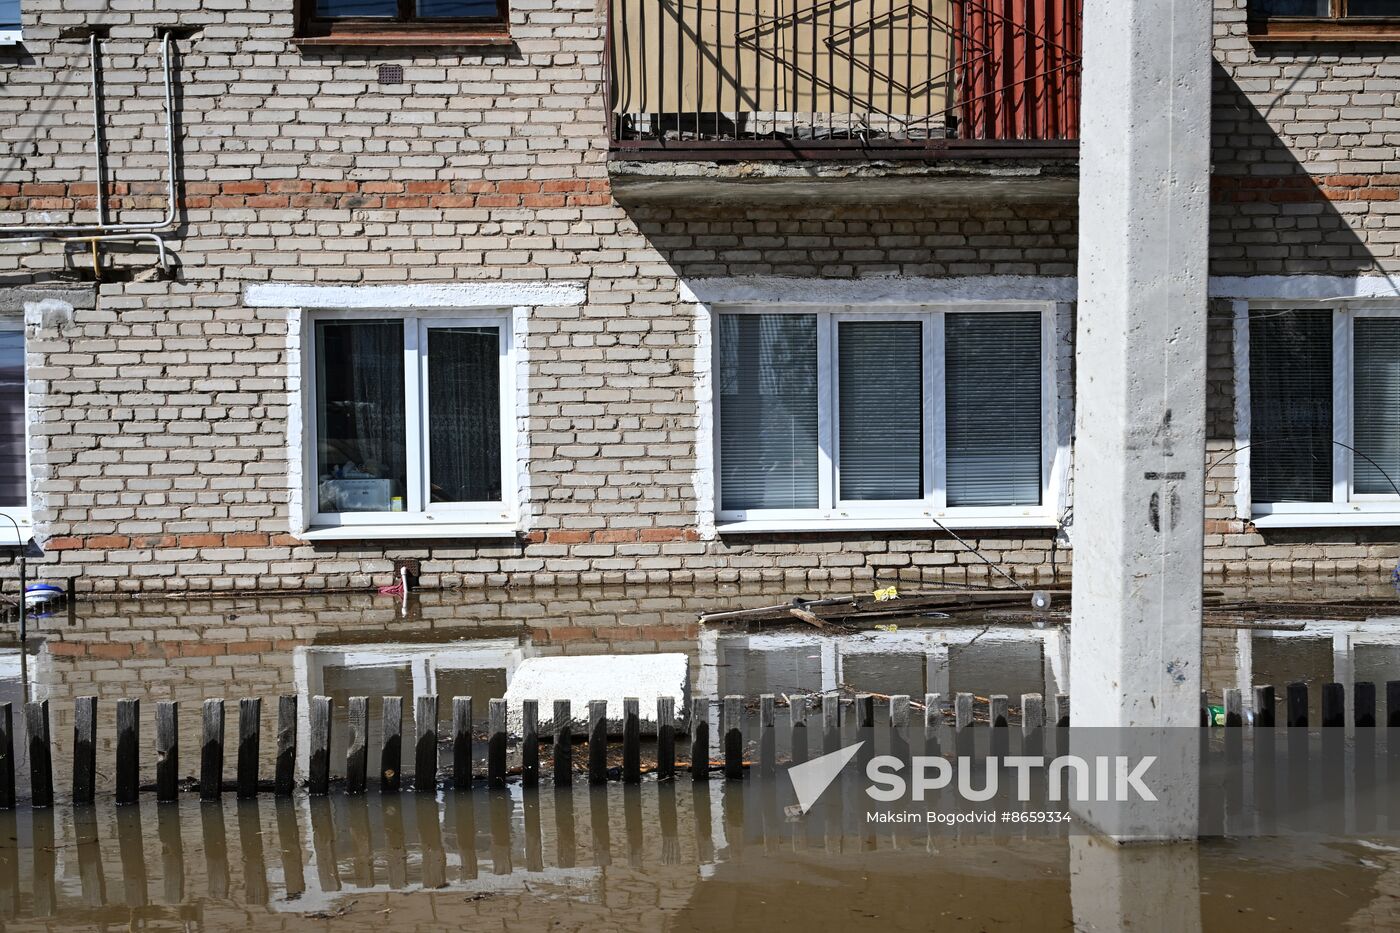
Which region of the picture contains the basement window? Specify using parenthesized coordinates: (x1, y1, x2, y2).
(294, 0, 510, 46)
(1248, 0, 1400, 41)
(713, 306, 1061, 532)
(1245, 305, 1400, 526)
(304, 312, 517, 537)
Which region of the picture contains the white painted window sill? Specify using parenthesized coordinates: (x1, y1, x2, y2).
(0, 512, 33, 547)
(297, 523, 520, 542)
(0, 30, 21, 46)
(1250, 512, 1400, 530)
(715, 516, 1060, 534)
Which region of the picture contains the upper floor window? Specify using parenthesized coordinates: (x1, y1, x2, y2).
(713, 307, 1060, 531)
(295, 0, 509, 46)
(1249, 0, 1400, 41)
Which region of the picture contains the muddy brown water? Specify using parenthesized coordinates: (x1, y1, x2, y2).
(0, 580, 1394, 928)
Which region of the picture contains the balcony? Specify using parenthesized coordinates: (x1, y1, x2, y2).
(605, 0, 1082, 200)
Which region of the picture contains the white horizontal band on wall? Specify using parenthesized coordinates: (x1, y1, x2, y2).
(680, 275, 1079, 305)
(245, 281, 587, 309)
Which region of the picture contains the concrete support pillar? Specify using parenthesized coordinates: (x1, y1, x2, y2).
(1070, 835, 1202, 932)
(1070, 0, 1213, 733)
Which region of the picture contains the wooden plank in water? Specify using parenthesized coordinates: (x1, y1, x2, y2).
(452, 697, 472, 790)
(201, 699, 224, 802)
(308, 696, 331, 797)
(275, 696, 296, 797)
(723, 695, 743, 780)
(552, 699, 571, 787)
(488, 699, 507, 789)
(73, 696, 97, 806)
(657, 696, 676, 780)
(522, 699, 539, 788)
(415, 695, 438, 794)
(588, 700, 608, 785)
(156, 700, 179, 803)
(380, 696, 403, 794)
(116, 698, 139, 805)
(623, 697, 641, 784)
(237, 697, 261, 799)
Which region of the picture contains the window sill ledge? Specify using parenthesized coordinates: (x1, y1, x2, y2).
(293, 32, 513, 48)
(715, 516, 1060, 535)
(1250, 513, 1400, 529)
(297, 523, 519, 542)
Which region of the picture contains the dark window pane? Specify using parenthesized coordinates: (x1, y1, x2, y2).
(945, 312, 1042, 507)
(315, 320, 407, 514)
(1354, 318, 1400, 496)
(1249, 309, 1332, 503)
(718, 314, 819, 511)
(1347, 0, 1400, 14)
(0, 330, 24, 508)
(838, 320, 923, 501)
(0, 0, 19, 29)
(1249, 0, 1330, 14)
(427, 326, 502, 504)
(316, 0, 396, 17)
(416, 0, 501, 17)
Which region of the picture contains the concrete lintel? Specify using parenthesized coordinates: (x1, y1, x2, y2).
(0, 283, 97, 314)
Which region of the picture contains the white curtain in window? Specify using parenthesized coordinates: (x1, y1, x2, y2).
(1355, 317, 1400, 496)
(1249, 309, 1332, 503)
(718, 314, 819, 511)
(838, 320, 923, 501)
(945, 312, 1042, 507)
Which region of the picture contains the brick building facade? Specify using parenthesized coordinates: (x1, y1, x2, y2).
(0, 0, 1398, 593)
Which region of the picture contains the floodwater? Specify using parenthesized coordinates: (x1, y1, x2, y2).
(0, 580, 1395, 929)
(0, 784, 1393, 931)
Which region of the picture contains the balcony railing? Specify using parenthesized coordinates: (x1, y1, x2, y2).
(606, 0, 1082, 160)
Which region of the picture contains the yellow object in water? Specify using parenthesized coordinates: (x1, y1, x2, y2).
(874, 624, 899, 633)
(873, 585, 899, 602)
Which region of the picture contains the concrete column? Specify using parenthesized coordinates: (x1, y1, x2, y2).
(1070, 835, 1202, 932)
(1070, 0, 1213, 731)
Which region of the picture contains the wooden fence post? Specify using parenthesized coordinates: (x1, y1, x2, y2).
(116, 698, 139, 805)
(552, 699, 571, 787)
(657, 697, 676, 780)
(522, 699, 539, 788)
(200, 699, 224, 802)
(26, 700, 52, 808)
(275, 696, 297, 797)
(156, 700, 179, 803)
(415, 695, 438, 794)
(308, 695, 331, 797)
(488, 698, 507, 789)
(237, 697, 261, 799)
(380, 696, 403, 794)
(73, 696, 97, 806)
(588, 700, 608, 785)
(723, 695, 743, 780)
(452, 697, 472, 790)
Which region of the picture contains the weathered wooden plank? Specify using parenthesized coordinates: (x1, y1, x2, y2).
(200, 699, 224, 801)
(758, 694, 776, 777)
(275, 696, 296, 797)
(381, 696, 403, 794)
(452, 697, 473, 790)
(1356, 681, 1377, 728)
(552, 699, 572, 787)
(237, 697, 261, 799)
(723, 695, 743, 780)
(657, 696, 676, 780)
(156, 700, 179, 803)
(1254, 685, 1276, 728)
(415, 695, 438, 793)
(1322, 682, 1345, 728)
(690, 700, 709, 781)
(115, 698, 140, 805)
(72, 696, 97, 806)
(346, 697, 368, 795)
(1224, 689, 1243, 727)
(308, 695, 331, 797)
(25, 701, 52, 808)
(488, 698, 507, 789)
(588, 700, 608, 785)
(0, 703, 14, 810)
(522, 699, 539, 788)
(623, 697, 641, 784)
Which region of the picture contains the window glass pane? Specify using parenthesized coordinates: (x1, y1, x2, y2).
(838, 320, 922, 501)
(1249, 309, 1332, 503)
(1347, 0, 1400, 14)
(1354, 317, 1400, 496)
(315, 320, 408, 514)
(316, 0, 396, 17)
(1249, 0, 1329, 14)
(428, 326, 502, 504)
(945, 312, 1042, 508)
(0, 330, 23, 508)
(416, 0, 501, 17)
(0, 0, 19, 29)
(718, 314, 819, 511)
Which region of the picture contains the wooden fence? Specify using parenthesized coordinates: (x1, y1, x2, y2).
(0, 682, 1393, 808)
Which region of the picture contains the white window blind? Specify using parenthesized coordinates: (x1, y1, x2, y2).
(944, 311, 1042, 507)
(838, 320, 923, 501)
(1249, 309, 1332, 504)
(1354, 317, 1400, 496)
(718, 314, 820, 511)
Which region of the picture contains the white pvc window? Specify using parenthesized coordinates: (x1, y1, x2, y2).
(306, 311, 515, 529)
(714, 305, 1057, 528)
(0, 323, 30, 545)
(1244, 303, 1400, 524)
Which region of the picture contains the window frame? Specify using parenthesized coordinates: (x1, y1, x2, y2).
(710, 303, 1062, 532)
(292, 0, 511, 46)
(1238, 300, 1400, 526)
(303, 308, 517, 533)
(0, 320, 31, 547)
(1248, 0, 1400, 42)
